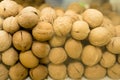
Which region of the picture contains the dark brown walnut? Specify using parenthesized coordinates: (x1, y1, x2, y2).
(0, 17, 3, 30)
(3, 16, 20, 34)
(71, 20, 90, 40)
(100, 51, 116, 68)
(85, 64, 106, 80)
(49, 47, 67, 64)
(82, 9, 103, 28)
(29, 65, 48, 80)
(0, 0, 19, 18)
(9, 63, 28, 80)
(0, 30, 12, 52)
(40, 7, 56, 24)
(49, 35, 66, 47)
(53, 16, 72, 37)
(81, 45, 102, 66)
(32, 22, 54, 41)
(89, 27, 111, 46)
(39, 56, 50, 64)
(13, 30, 32, 51)
(115, 25, 120, 37)
(19, 50, 39, 68)
(48, 63, 67, 80)
(108, 63, 120, 79)
(0, 64, 8, 80)
(106, 37, 120, 54)
(68, 62, 84, 79)
(2, 47, 18, 66)
(65, 38, 82, 59)
(32, 41, 50, 58)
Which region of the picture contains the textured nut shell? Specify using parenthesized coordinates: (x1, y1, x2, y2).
(53, 16, 72, 37)
(3, 16, 20, 34)
(106, 37, 120, 54)
(0, 30, 12, 52)
(0, 17, 3, 30)
(81, 45, 102, 66)
(9, 63, 28, 80)
(68, 62, 84, 79)
(39, 56, 50, 64)
(100, 51, 116, 68)
(30, 65, 48, 80)
(0, 64, 8, 80)
(89, 27, 111, 46)
(49, 47, 67, 64)
(48, 63, 67, 80)
(115, 25, 120, 37)
(71, 20, 90, 40)
(49, 35, 66, 47)
(32, 41, 50, 58)
(2, 47, 18, 66)
(38, 3, 50, 11)
(13, 30, 32, 51)
(55, 8, 64, 17)
(108, 63, 120, 79)
(65, 38, 82, 59)
(82, 9, 103, 28)
(0, 0, 19, 18)
(32, 22, 54, 41)
(19, 50, 39, 68)
(85, 64, 106, 79)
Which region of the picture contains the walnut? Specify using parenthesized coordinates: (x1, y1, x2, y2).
(0, 64, 8, 80)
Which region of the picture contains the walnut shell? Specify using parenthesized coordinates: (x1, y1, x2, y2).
(55, 7, 64, 17)
(32, 22, 54, 41)
(2, 47, 18, 66)
(9, 63, 28, 80)
(84, 64, 106, 79)
(13, 30, 32, 51)
(32, 41, 50, 58)
(68, 62, 84, 79)
(65, 38, 82, 59)
(48, 63, 67, 80)
(19, 50, 39, 68)
(3, 16, 20, 34)
(81, 45, 102, 66)
(100, 51, 116, 68)
(115, 25, 120, 37)
(71, 20, 90, 40)
(82, 9, 103, 28)
(29, 65, 48, 80)
(89, 27, 111, 46)
(49, 47, 67, 64)
(0, 64, 8, 80)
(0, 30, 12, 52)
(39, 56, 50, 64)
(53, 16, 72, 37)
(106, 37, 120, 54)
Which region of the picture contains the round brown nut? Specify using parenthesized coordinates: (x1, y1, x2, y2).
(48, 63, 67, 80)
(40, 7, 56, 24)
(19, 50, 39, 68)
(32, 22, 54, 41)
(100, 51, 116, 68)
(3, 16, 20, 34)
(0, 0, 19, 18)
(53, 16, 72, 37)
(29, 65, 48, 80)
(0, 17, 3, 30)
(89, 27, 111, 46)
(2, 47, 18, 66)
(85, 64, 106, 79)
(55, 7, 64, 17)
(65, 38, 82, 59)
(106, 37, 120, 54)
(68, 62, 84, 79)
(81, 45, 102, 66)
(9, 63, 28, 80)
(115, 25, 120, 37)
(82, 9, 103, 28)
(39, 56, 50, 64)
(71, 20, 90, 40)
(49, 47, 67, 64)
(38, 3, 50, 11)
(0, 64, 8, 80)
(0, 30, 12, 52)
(32, 41, 50, 58)
(49, 35, 66, 47)
(13, 30, 32, 51)
(108, 63, 120, 79)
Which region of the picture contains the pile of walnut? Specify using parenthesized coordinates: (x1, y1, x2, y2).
(0, 0, 120, 80)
